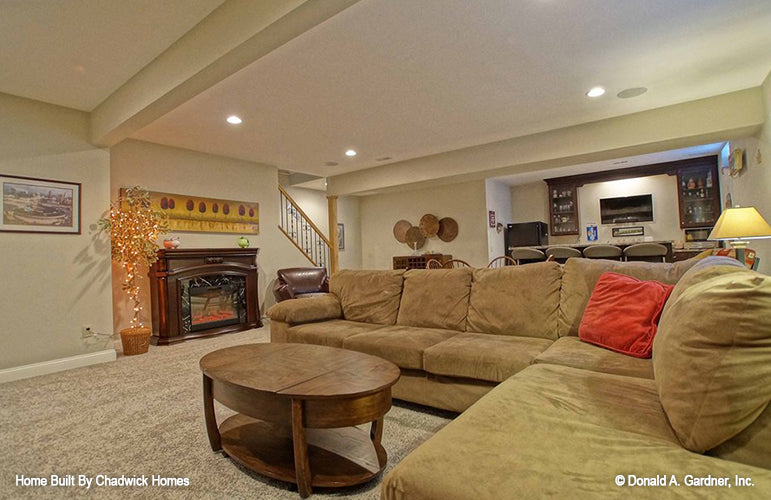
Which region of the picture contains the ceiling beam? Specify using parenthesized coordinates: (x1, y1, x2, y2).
(327, 87, 764, 196)
(543, 155, 716, 187)
(90, 0, 362, 147)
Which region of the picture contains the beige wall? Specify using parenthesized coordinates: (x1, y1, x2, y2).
(109, 139, 312, 330)
(337, 195, 362, 270)
(577, 175, 682, 245)
(360, 180, 488, 268)
(0, 94, 113, 370)
(485, 179, 511, 262)
(510, 181, 549, 224)
(719, 70, 771, 274)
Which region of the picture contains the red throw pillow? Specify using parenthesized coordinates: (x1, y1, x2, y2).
(579, 272, 674, 358)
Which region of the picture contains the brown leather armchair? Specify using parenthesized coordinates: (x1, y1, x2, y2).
(273, 267, 330, 302)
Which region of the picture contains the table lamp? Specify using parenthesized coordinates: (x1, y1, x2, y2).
(708, 206, 771, 248)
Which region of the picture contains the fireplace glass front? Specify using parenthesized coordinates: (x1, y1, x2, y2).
(180, 274, 247, 333)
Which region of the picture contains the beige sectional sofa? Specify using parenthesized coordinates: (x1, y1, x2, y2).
(267, 257, 771, 498)
(269, 259, 687, 411)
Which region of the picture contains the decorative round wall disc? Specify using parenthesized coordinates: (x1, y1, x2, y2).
(419, 214, 440, 237)
(437, 217, 458, 242)
(405, 226, 426, 249)
(393, 219, 412, 243)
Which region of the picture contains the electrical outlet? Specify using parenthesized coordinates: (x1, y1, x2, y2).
(81, 325, 93, 338)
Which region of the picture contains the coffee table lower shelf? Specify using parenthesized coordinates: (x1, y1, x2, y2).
(219, 414, 388, 490)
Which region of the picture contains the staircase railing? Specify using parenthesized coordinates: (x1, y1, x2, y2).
(278, 185, 331, 273)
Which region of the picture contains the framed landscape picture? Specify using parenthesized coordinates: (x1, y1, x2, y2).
(0, 175, 81, 234)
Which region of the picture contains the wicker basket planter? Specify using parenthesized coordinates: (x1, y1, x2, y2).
(120, 327, 151, 356)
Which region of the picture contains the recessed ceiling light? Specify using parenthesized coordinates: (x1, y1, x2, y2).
(586, 86, 606, 98)
(324, 161, 339, 167)
(376, 156, 393, 162)
(345, 149, 357, 157)
(226, 115, 242, 124)
(617, 87, 648, 99)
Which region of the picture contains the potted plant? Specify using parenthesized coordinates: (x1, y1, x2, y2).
(100, 187, 167, 355)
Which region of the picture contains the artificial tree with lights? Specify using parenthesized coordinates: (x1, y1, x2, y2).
(100, 186, 167, 355)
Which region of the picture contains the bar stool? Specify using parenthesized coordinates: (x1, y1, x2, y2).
(545, 246, 582, 264)
(511, 248, 546, 265)
(623, 243, 668, 262)
(582, 244, 623, 261)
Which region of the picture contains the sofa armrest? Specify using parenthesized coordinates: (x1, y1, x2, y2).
(273, 281, 296, 301)
(273, 267, 330, 302)
(266, 294, 342, 324)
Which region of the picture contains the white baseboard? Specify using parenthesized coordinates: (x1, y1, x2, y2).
(0, 349, 117, 384)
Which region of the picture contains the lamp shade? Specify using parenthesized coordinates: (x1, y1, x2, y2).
(708, 206, 771, 241)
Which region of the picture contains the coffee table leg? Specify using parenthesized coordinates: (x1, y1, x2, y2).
(370, 417, 384, 445)
(291, 399, 312, 498)
(202, 374, 221, 452)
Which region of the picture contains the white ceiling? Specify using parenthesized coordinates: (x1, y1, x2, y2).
(131, 0, 771, 177)
(1, 0, 770, 183)
(0, 0, 224, 111)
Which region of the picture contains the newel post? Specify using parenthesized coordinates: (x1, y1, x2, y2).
(327, 195, 339, 275)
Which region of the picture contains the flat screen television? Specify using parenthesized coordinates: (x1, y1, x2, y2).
(600, 194, 653, 224)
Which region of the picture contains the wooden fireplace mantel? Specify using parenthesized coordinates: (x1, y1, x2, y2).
(149, 248, 261, 345)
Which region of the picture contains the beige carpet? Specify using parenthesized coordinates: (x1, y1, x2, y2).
(0, 327, 453, 499)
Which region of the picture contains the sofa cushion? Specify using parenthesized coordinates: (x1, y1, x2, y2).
(266, 294, 341, 324)
(559, 257, 696, 337)
(396, 268, 472, 331)
(381, 364, 771, 500)
(653, 262, 771, 453)
(578, 272, 674, 358)
(392, 370, 496, 413)
(329, 269, 404, 325)
(534, 336, 653, 379)
(708, 403, 771, 470)
(423, 332, 552, 382)
(286, 319, 385, 348)
(342, 325, 458, 370)
(466, 262, 561, 340)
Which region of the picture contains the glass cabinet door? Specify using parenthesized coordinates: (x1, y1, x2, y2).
(677, 165, 720, 228)
(548, 184, 579, 235)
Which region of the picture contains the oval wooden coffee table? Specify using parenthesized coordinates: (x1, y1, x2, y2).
(200, 343, 400, 498)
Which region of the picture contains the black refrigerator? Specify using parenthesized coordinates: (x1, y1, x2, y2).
(505, 222, 549, 251)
